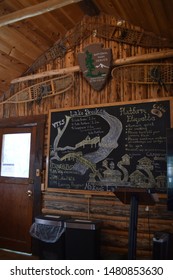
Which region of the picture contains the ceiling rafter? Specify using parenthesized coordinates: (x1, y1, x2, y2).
(0, 0, 82, 27)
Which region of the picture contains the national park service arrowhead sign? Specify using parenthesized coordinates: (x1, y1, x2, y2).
(77, 43, 112, 91)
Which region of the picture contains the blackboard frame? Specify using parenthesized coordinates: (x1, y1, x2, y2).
(45, 98, 172, 194)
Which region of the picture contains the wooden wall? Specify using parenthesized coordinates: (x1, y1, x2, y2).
(2, 14, 173, 259)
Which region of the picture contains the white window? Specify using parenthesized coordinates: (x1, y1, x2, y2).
(0, 133, 31, 178)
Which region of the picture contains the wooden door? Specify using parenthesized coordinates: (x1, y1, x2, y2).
(0, 116, 45, 253)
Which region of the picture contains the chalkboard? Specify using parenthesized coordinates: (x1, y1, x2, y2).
(46, 100, 170, 192)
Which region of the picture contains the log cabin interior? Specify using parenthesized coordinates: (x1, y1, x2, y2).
(0, 0, 173, 260)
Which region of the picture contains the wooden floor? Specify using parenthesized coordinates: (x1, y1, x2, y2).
(0, 249, 39, 260)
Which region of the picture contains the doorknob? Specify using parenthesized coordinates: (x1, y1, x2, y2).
(26, 190, 32, 197)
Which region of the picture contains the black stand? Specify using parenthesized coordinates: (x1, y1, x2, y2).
(114, 188, 158, 260)
(128, 194, 138, 259)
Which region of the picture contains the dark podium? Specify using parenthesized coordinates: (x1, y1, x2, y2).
(114, 187, 158, 260)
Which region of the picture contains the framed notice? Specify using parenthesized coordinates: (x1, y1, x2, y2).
(46, 99, 170, 193)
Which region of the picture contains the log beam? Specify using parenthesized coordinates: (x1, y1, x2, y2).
(10, 49, 173, 84)
(0, 0, 82, 27)
(115, 49, 173, 66)
(11, 66, 80, 84)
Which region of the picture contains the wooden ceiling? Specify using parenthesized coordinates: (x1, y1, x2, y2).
(0, 0, 173, 99)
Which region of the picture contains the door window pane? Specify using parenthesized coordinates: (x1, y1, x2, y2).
(0, 133, 31, 178)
